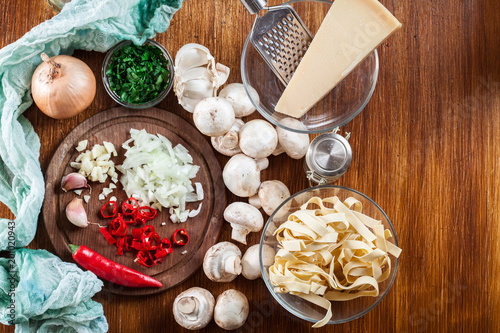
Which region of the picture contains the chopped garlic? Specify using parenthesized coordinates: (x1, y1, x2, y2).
(181, 250, 188, 255)
(98, 194, 105, 201)
(72, 143, 118, 185)
(109, 183, 117, 190)
(109, 196, 117, 202)
(83, 195, 90, 203)
(76, 140, 88, 152)
(74, 189, 83, 196)
(102, 187, 113, 197)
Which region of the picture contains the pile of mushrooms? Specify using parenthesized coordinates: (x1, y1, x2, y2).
(173, 286, 249, 330)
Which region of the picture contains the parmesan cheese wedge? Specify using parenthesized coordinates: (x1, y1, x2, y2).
(275, 0, 402, 118)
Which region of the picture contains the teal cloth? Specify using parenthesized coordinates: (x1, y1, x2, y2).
(0, 0, 184, 331)
(0, 249, 106, 332)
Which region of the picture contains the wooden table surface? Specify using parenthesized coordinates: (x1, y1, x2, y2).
(1, 0, 499, 332)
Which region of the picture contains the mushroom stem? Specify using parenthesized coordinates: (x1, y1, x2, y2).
(178, 297, 198, 316)
(256, 158, 269, 170)
(272, 143, 285, 156)
(224, 254, 242, 275)
(248, 195, 261, 209)
(231, 225, 249, 245)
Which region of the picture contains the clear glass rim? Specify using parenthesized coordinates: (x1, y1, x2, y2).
(101, 39, 174, 109)
(259, 184, 399, 324)
(241, 0, 380, 134)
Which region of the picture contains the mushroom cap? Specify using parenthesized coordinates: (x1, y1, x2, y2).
(239, 119, 278, 159)
(224, 202, 264, 244)
(219, 83, 259, 117)
(203, 242, 242, 282)
(173, 287, 215, 330)
(214, 289, 249, 330)
(193, 97, 235, 137)
(256, 180, 291, 216)
(276, 117, 310, 159)
(223, 154, 262, 197)
(241, 244, 275, 280)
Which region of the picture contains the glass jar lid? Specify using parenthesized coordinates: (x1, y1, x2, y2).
(305, 132, 352, 180)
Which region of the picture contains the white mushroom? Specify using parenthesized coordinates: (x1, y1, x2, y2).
(249, 180, 291, 216)
(173, 287, 215, 330)
(214, 290, 249, 330)
(193, 97, 235, 137)
(223, 154, 268, 197)
(224, 202, 264, 245)
(239, 119, 278, 159)
(273, 117, 310, 159)
(219, 83, 259, 117)
(203, 242, 242, 282)
(241, 244, 275, 280)
(211, 119, 244, 156)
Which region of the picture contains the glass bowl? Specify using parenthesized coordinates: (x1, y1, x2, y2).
(241, 0, 379, 134)
(259, 185, 399, 325)
(102, 40, 174, 109)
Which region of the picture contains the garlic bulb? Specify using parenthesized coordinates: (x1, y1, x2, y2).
(174, 44, 230, 112)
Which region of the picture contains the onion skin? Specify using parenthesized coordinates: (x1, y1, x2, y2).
(31, 54, 96, 119)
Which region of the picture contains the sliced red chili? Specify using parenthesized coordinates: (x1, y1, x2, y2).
(172, 229, 190, 246)
(142, 231, 161, 251)
(136, 250, 156, 268)
(100, 227, 116, 245)
(119, 213, 136, 225)
(109, 217, 128, 237)
(154, 238, 173, 262)
(116, 235, 134, 255)
(121, 198, 139, 216)
(131, 227, 143, 239)
(100, 201, 118, 219)
(137, 206, 157, 221)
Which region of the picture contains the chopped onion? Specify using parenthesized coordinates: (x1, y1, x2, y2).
(118, 129, 203, 222)
(188, 203, 203, 217)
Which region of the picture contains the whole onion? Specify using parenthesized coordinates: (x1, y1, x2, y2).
(31, 53, 96, 119)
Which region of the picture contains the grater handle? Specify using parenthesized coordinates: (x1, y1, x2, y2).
(239, 0, 267, 15)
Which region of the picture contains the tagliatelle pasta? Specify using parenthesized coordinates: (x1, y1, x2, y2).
(269, 196, 401, 328)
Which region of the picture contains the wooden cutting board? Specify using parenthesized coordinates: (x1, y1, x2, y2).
(42, 107, 225, 296)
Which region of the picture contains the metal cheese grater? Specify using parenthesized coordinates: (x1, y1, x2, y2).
(240, 0, 313, 86)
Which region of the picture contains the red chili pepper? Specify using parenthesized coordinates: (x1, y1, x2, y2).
(121, 198, 139, 216)
(109, 217, 128, 237)
(100, 201, 118, 219)
(69, 244, 162, 288)
(136, 250, 156, 268)
(100, 227, 116, 245)
(172, 229, 189, 246)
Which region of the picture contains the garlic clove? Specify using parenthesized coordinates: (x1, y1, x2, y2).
(214, 63, 230, 87)
(61, 172, 89, 192)
(175, 44, 213, 70)
(182, 79, 215, 100)
(180, 67, 213, 82)
(65, 198, 89, 228)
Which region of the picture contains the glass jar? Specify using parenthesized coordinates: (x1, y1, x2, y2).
(304, 131, 352, 186)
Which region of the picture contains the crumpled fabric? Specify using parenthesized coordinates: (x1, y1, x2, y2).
(0, 249, 107, 332)
(0, 0, 183, 250)
(0, 0, 184, 331)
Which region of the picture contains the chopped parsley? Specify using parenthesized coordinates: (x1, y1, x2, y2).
(106, 43, 170, 104)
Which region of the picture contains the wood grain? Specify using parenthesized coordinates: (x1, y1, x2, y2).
(1, 0, 499, 332)
(42, 107, 225, 295)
